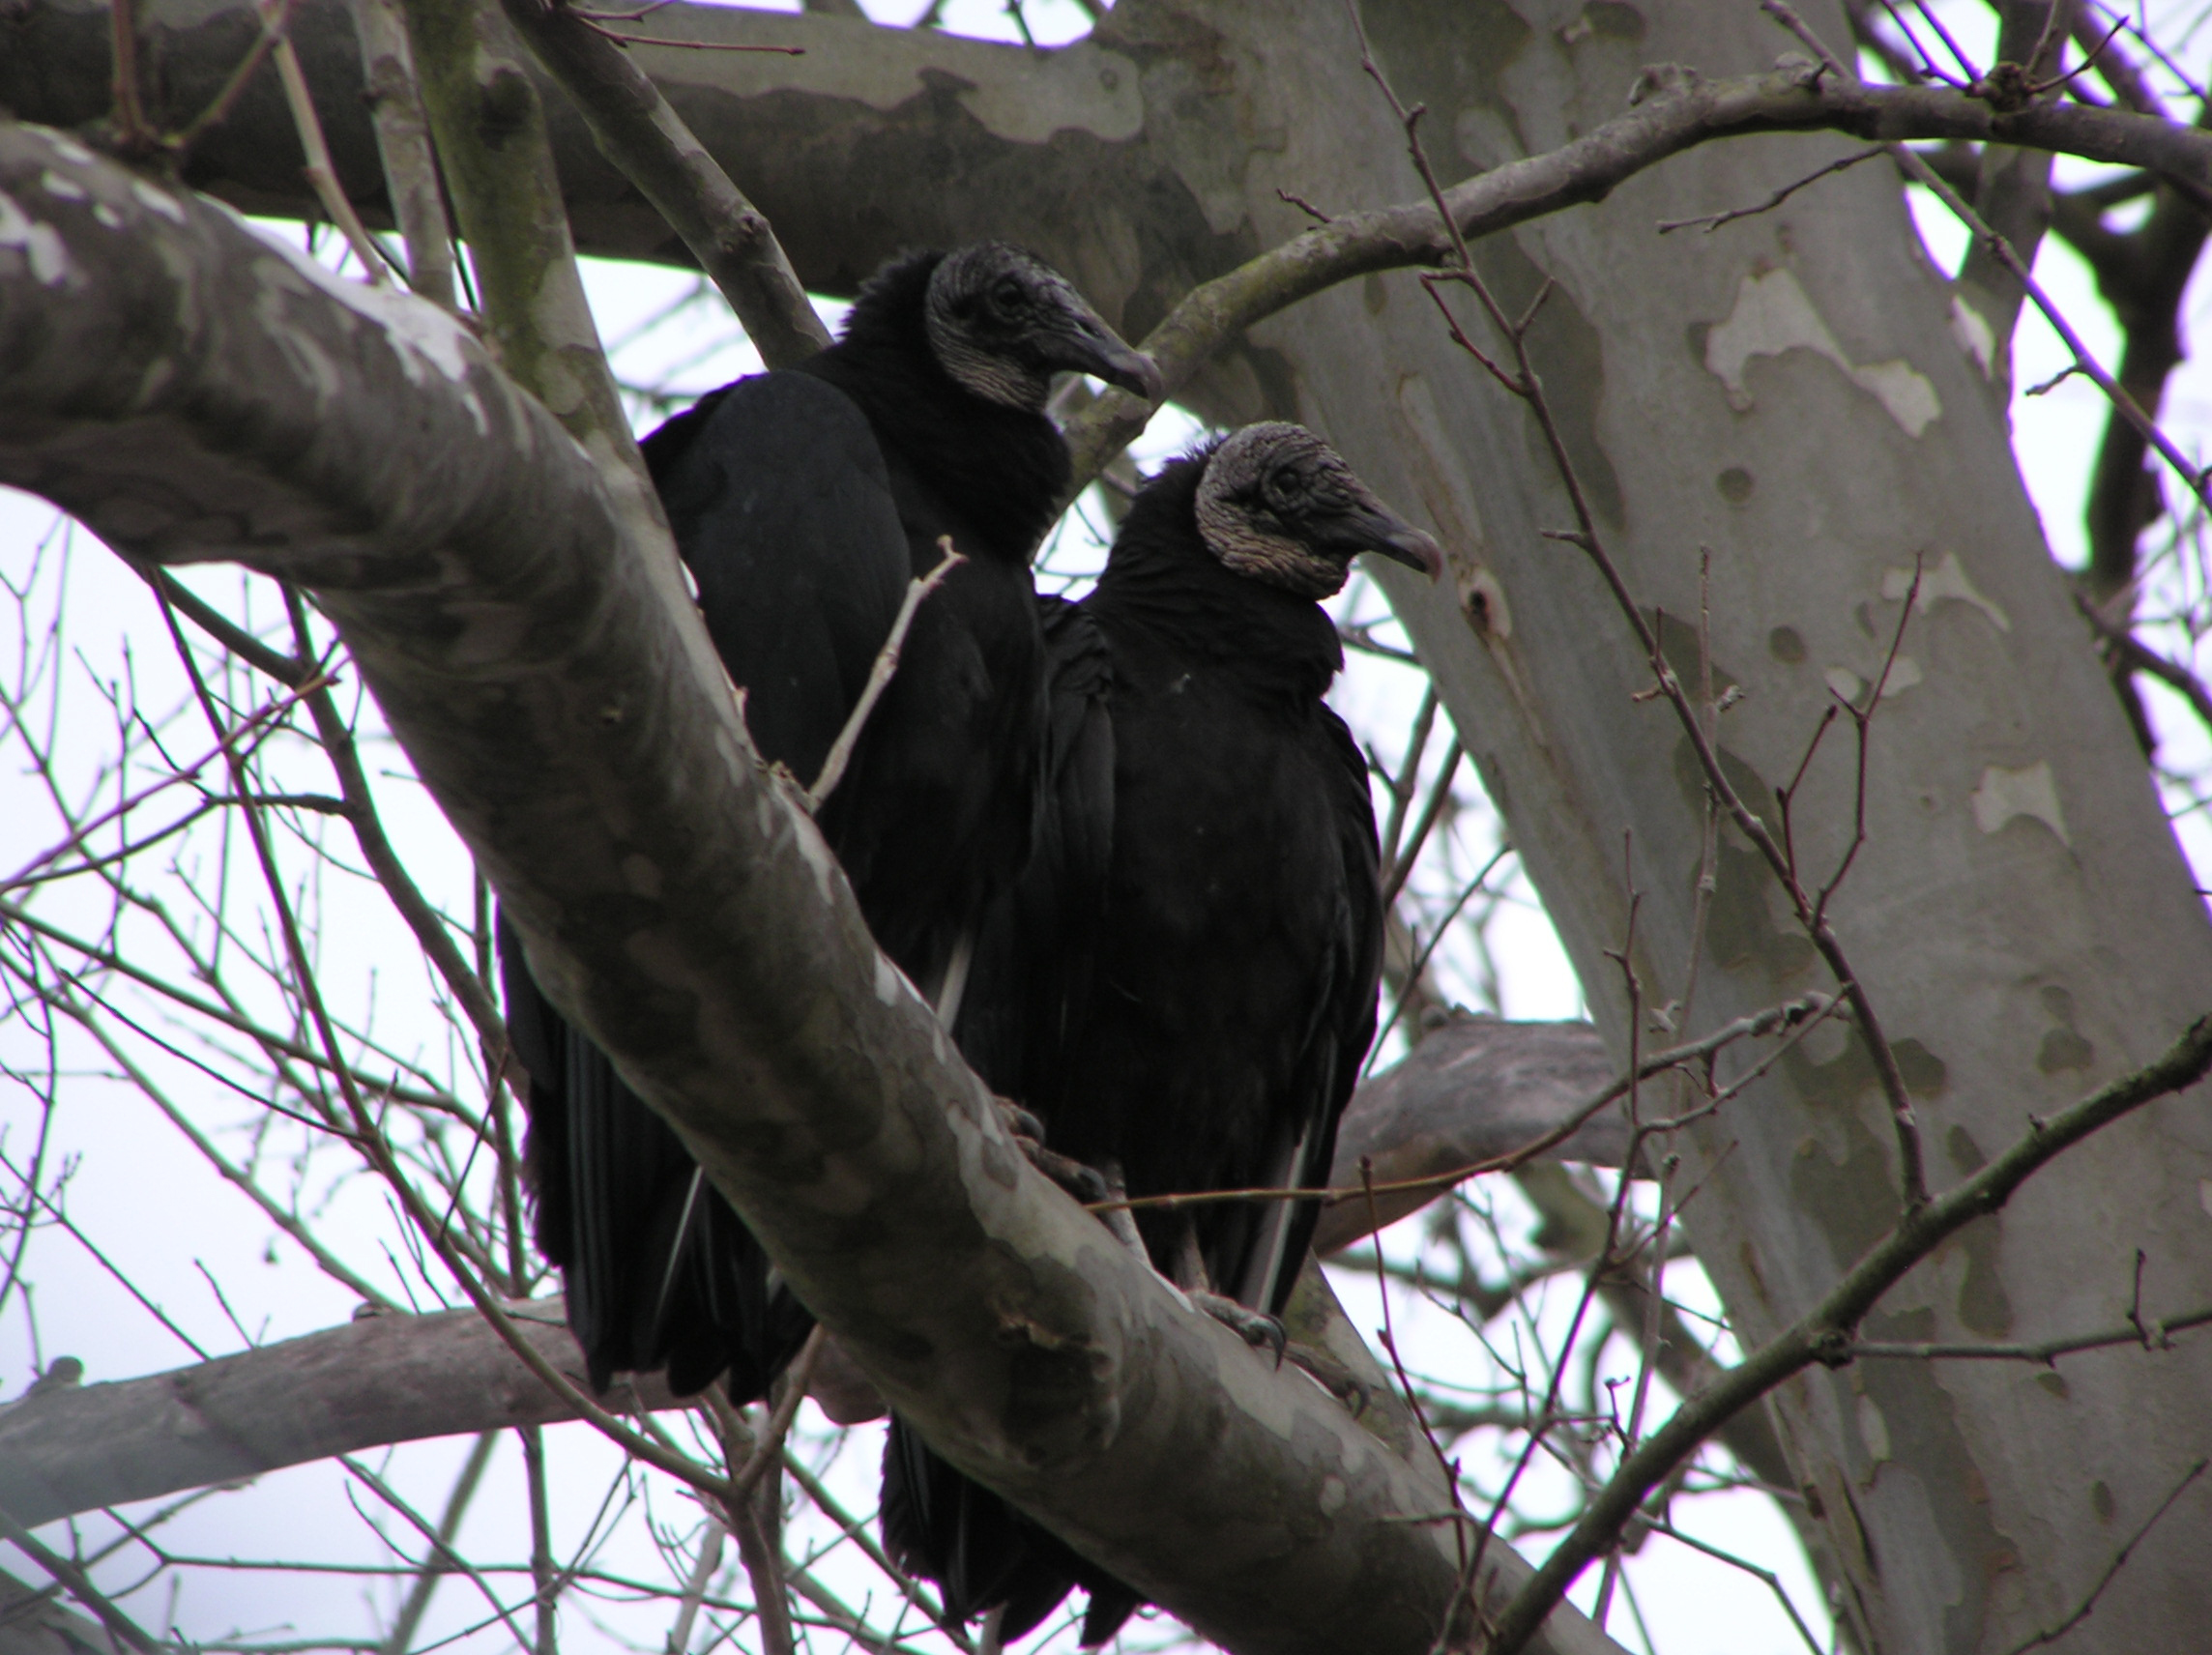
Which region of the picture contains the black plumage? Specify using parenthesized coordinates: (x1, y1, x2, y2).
(497, 243, 1158, 1400)
(887, 423, 1443, 1646)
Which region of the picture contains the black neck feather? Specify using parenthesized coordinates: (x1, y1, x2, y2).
(1091, 450, 1345, 700)
(799, 249, 1071, 565)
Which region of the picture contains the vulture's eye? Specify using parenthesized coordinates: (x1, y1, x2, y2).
(987, 277, 1028, 320)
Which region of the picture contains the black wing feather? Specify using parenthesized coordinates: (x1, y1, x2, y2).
(503, 372, 908, 1400)
(953, 595, 1115, 1101)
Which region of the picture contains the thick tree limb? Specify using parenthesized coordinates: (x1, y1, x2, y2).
(1057, 54, 2212, 486)
(493, 0, 830, 366)
(1315, 1015, 1620, 1257)
(0, 123, 1623, 1655)
(12, 0, 2212, 303)
(0, 1297, 655, 1533)
(0, 1017, 1616, 1521)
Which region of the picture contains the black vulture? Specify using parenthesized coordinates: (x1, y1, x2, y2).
(497, 243, 1159, 1403)
(886, 423, 1442, 1646)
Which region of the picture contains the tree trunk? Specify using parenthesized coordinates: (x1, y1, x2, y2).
(1198, 6, 2212, 1649)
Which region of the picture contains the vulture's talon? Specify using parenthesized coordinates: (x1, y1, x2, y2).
(993, 1096, 1047, 1145)
(1017, 1138, 1115, 1207)
(1191, 1292, 1289, 1364)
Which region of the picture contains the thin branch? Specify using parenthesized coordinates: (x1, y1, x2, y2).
(1895, 141, 2212, 523)
(267, 3, 388, 279)
(378, 1432, 498, 1655)
(1096, 994, 1833, 1222)
(1657, 145, 1883, 233)
(496, 0, 830, 365)
(805, 543, 965, 810)
(2000, 1458, 2209, 1654)
(0, 1502, 163, 1653)
(1485, 1013, 2212, 1653)
(1848, 1304, 2212, 1363)
(346, 0, 458, 308)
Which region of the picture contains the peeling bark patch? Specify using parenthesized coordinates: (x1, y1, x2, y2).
(1970, 761, 2069, 846)
(129, 179, 186, 223)
(1824, 655, 1919, 706)
(249, 260, 342, 412)
(1883, 548, 2011, 632)
(1953, 1217, 2012, 1336)
(0, 190, 71, 287)
(1949, 294, 1995, 378)
(1704, 268, 1941, 438)
(1945, 1124, 1986, 1175)
(1855, 1392, 1891, 1468)
(238, 215, 489, 430)
(2037, 1026, 2093, 1074)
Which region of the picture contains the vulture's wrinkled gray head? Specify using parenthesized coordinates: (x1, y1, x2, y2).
(1195, 423, 1443, 599)
(924, 243, 1163, 412)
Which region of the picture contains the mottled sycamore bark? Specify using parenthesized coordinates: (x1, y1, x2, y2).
(0, 121, 1618, 1655)
(7, 0, 2212, 1645)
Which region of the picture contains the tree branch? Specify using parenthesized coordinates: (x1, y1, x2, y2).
(1486, 1012, 2212, 1653)
(0, 121, 1624, 1655)
(494, 0, 830, 366)
(0, 1296, 658, 1533)
(1058, 56, 2212, 492)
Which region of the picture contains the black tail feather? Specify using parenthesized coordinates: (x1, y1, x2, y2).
(498, 912, 812, 1402)
(881, 1416, 1139, 1648)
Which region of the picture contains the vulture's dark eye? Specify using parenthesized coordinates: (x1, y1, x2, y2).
(987, 277, 1028, 320)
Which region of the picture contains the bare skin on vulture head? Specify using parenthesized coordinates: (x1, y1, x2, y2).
(1195, 421, 1444, 595)
(923, 241, 1164, 410)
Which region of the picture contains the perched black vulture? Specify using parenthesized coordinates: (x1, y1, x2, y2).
(497, 243, 1159, 1401)
(887, 423, 1442, 1646)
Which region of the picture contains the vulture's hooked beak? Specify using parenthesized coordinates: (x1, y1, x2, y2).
(1049, 313, 1166, 403)
(1322, 501, 1445, 581)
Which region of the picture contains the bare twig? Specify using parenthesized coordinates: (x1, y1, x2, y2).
(1096, 995, 1830, 1219)
(2000, 1458, 2209, 1653)
(728, 1326, 825, 1503)
(1658, 145, 1883, 233)
(805, 542, 965, 810)
(1485, 1014, 2212, 1653)
(1849, 1304, 2212, 1363)
(0, 1502, 164, 1653)
(1895, 142, 2212, 523)
(267, 3, 389, 280)
(339, 1449, 534, 1652)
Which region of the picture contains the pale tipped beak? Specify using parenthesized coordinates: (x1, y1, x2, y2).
(1319, 503, 1444, 580)
(1085, 335, 1165, 403)
(1373, 524, 1444, 580)
(1046, 311, 1164, 403)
